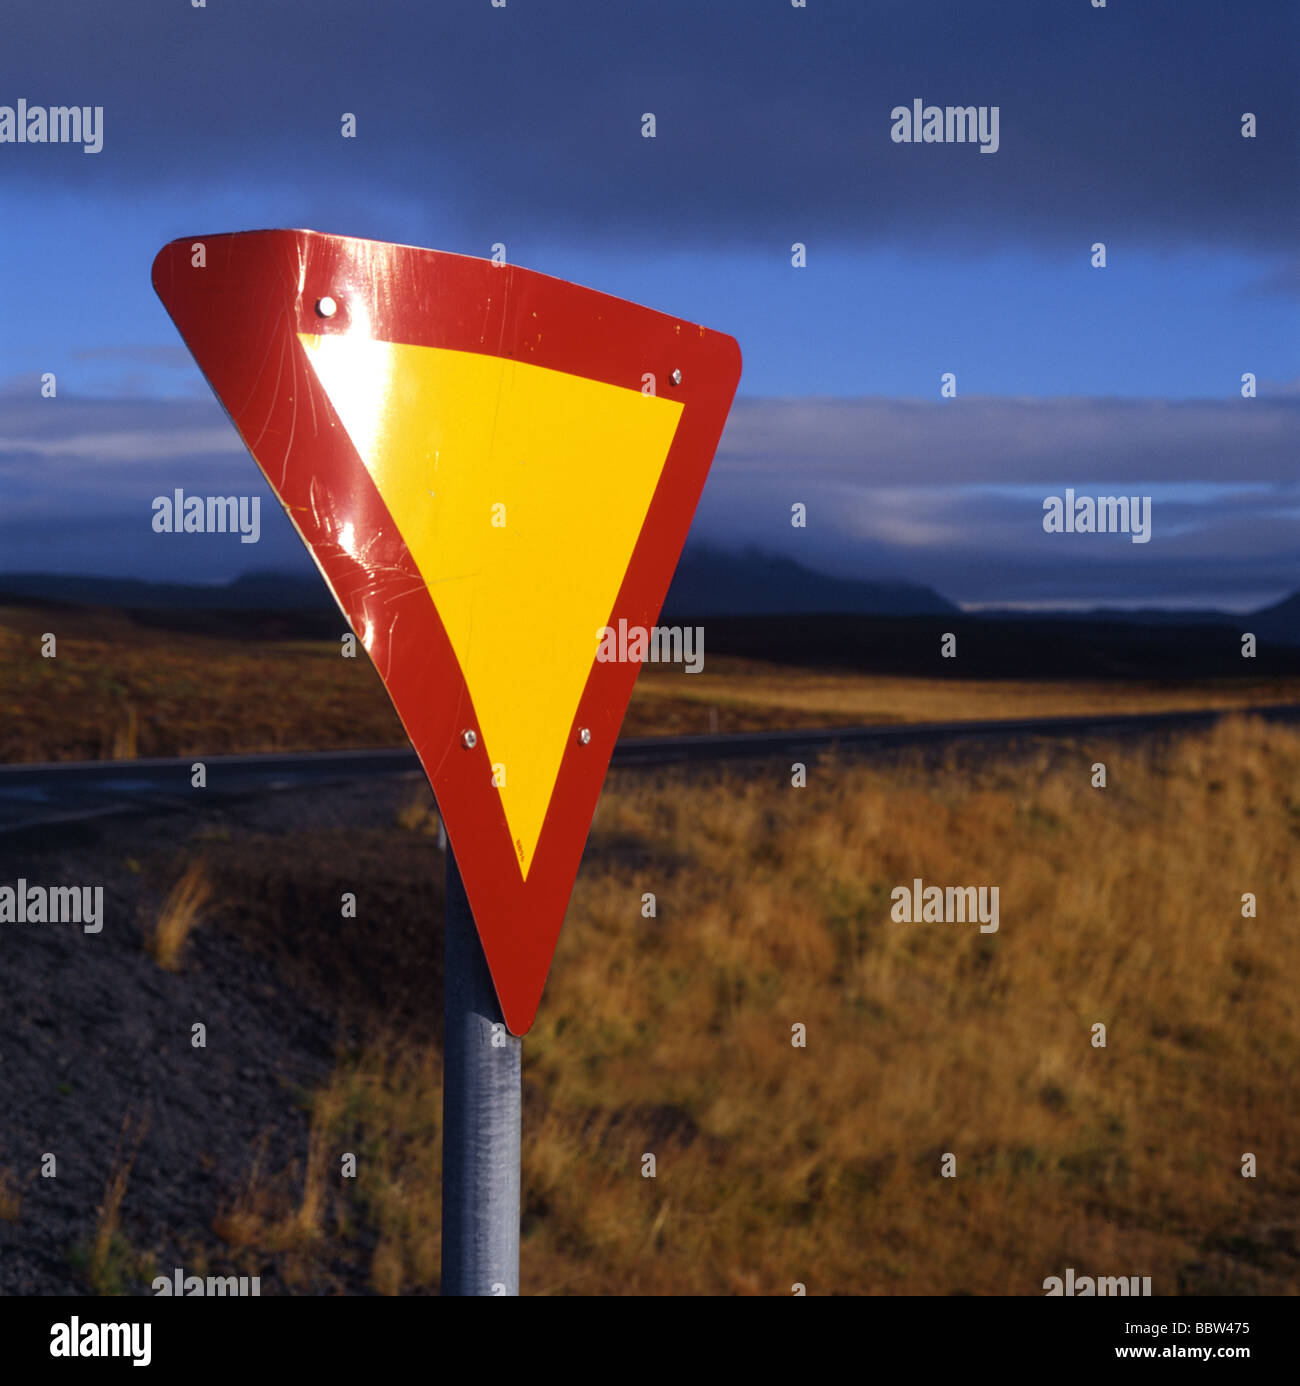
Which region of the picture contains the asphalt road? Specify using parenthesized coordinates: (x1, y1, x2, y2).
(2, 702, 1298, 837)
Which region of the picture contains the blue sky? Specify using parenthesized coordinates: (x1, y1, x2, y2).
(0, 0, 1296, 608)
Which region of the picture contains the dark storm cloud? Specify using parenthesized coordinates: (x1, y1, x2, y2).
(2, 384, 1295, 604)
(2, 0, 1295, 251)
(0, 392, 242, 466)
(715, 394, 1300, 487)
(691, 473, 1300, 609)
(692, 393, 1300, 605)
(0, 391, 297, 580)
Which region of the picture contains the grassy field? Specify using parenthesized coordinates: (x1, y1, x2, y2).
(5, 600, 1297, 1293)
(130, 715, 1300, 1295)
(4, 601, 1300, 762)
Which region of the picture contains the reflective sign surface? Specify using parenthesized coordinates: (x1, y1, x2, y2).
(153, 230, 742, 1033)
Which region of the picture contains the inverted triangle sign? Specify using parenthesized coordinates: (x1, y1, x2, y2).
(153, 230, 742, 1033)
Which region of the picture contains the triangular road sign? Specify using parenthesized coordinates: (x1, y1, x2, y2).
(153, 230, 741, 1033)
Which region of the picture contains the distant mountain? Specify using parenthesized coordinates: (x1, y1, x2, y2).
(978, 595, 1300, 646)
(0, 559, 1295, 645)
(0, 552, 961, 621)
(685, 611, 1300, 680)
(0, 570, 332, 612)
(662, 547, 958, 618)
(980, 606, 1238, 628)
(1249, 592, 1300, 646)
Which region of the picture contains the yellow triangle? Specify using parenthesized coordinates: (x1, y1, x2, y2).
(299, 332, 683, 878)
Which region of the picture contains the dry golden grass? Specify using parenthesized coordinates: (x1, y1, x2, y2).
(110, 703, 138, 760)
(632, 656, 1300, 731)
(395, 784, 442, 837)
(3, 602, 1298, 760)
(213, 1105, 340, 1265)
(0, 605, 405, 763)
(240, 715, 1300, 1295)
(292, 1089, 339, 1243)
(311, 1047, 445, 1294)
(211, 1054, 440, 1292)
(87, 1114, 149, 1295)
(146, 858, 213, 971)
(0, 1168, 23, 1222)
(211, 1136, 277, 1252)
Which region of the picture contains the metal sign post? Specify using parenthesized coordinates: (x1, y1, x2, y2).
(441, 847, 521, 1295)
